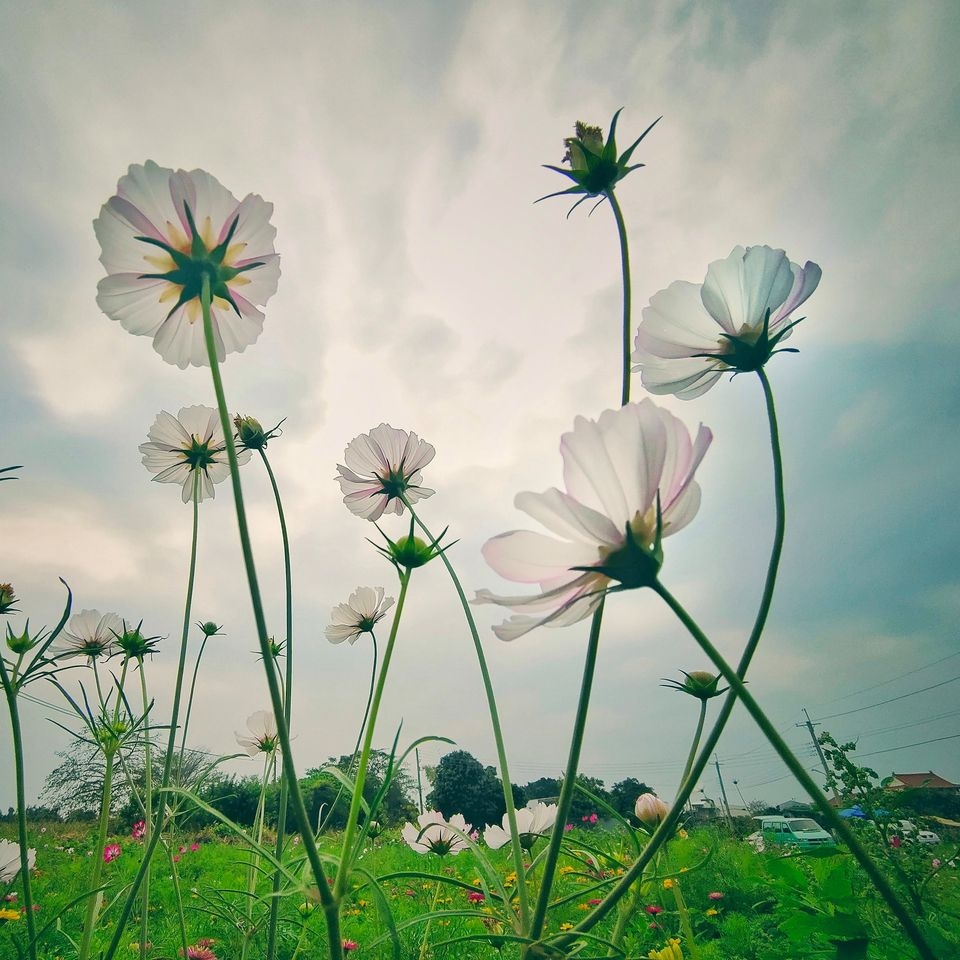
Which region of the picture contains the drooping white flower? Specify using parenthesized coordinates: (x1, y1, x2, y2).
(325, 586, 394, 644)
(140, 405, 251, 503)
(235, 710, 279, 757)
(0, 840, 36, 882)
(632, 245, 821, 399)
(51, 609, 124, 660)
(401, 810, 472, 856)
(484, 800, 558, 850)
(476, 400, 711, 641)
(335, 424, 435, 521)
(94, 161, 280, 369)
(634, 792, 669, 827)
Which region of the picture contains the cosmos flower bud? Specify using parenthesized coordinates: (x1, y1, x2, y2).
(635, 793, 669, 827)
(196, 621, 223, 638)
(5, 621, 40, 655)
(0, 584, 17, 616)
(233, 414, 284, 451)
(661, 670, 727, 702)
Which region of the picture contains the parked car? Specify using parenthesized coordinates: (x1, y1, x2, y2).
(894, 820, 941, 845)
(746, 816, 836, 852)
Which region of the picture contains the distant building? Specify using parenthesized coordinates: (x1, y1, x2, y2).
(777, 799, 814, 814)
(886, 772, 959, 793)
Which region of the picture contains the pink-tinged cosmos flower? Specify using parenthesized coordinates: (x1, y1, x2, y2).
(325, 586, 395, 644)
(467, 890, 485, 903)
(476, 400, 711, 640)
(932, 858, 942, 869)
(52, 609, 124, 661)
(342, 941, 359, 954)
(180, 945, 217, 960)
(635, 793, 670, 827)
(94, 161, 280, 369)
(633, 245, 821, 399)
(0, 841, 35, 882)
(190, 843, 200, 852)
(103, 843, 121, 863)
(484, 800, 558, 851)
(401, 811, 472, 856)
(708, 891, 724, 900)
(131, 820, 146, 840)
(140, 405, 251, 503)
(235, 710, 280, 757)
(335, 424, 435, 521)
(890, 835, 902, 848)
(645, 904, 663, 915)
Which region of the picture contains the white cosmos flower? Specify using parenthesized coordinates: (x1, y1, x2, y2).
(632, 244, 821, 399)
(401, 810, 472, 856)
(335, 424, 436, 521)
(0, 840, 36, 882)
(325, 586, 394, 644)
(475, 400, 711, 641)
(94, 161, 280, 369)
(51, 608, 124, 661)
(235, 710, 279, 757)
(484, 800, 558, 850)
(139, 405, 251, 503)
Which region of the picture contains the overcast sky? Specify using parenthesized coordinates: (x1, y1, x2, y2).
(2, 1, 959, 816)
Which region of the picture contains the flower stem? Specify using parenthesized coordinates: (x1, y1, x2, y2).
(0, 660, 38, 960)
(260, 447, 294, 960)
(405, 502, 530, 930)
(335, 568, 411, 899)
(138, 664, 152, 960)
(653, 579, 936, 960)
(605, 189, 632, 407)
(528, 598, 605, 944)
(196, 276, 342, 959)
(178, 630, 209, 777)
(679, 700, 707, 790)
(102, 475, 201, 960)
(78, 748, 114, 960)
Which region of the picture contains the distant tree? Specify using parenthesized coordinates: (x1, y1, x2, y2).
(523, 778, 560, 802)
(609, 778, 655, 820)
(428, 750, 505, 828)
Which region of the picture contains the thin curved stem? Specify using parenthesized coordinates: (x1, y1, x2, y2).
(654, 580, 936, 960)
(335, 570, 411, 899)
(178, 632, 208, 778)
(258, 447, 294, 960)
(0, 659, 38, 960)
(405, 501, 530, 930)
(102, 474, 201, 960)
(529, 598, 605, 943)
(679, 700, 707, 790)
(138, 664, 152, 960)
(605, 189, 632, 407)
(196, 276, 342, 959)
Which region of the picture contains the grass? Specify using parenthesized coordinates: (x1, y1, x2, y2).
(1, 820, 958, 959)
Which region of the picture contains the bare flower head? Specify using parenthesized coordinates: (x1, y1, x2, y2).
(325, 587, 394, 645)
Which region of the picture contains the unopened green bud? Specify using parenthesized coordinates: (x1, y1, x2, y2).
(0, 583, 18, 615)
(6, 621, 38, 655)
(233, 414, 284, 451)
(115, 621, 160, 660)
(196, 621, 223, 638)
(661, 670, 727, 702)
(388, 535, 436, 569)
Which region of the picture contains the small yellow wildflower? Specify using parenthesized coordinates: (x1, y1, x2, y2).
(648, 938, 684, 960)
(679, 866, 688, 873)
(705, 908, 719, 916)
(504, 871, 517, 887)
(559, 922, 573, 931)
(678, 829, 689, 840)
(559, 865, 575, 875)
(662, 878, 675, 889)
(0, 908, 21, 922)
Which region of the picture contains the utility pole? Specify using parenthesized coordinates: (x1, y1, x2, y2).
(714, 755, 735, 831)
(415, 747, 424, 812)
(732, 778, 748, 810)
(797, 708, 840, 805)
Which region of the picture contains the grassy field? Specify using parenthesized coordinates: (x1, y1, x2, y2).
(1, 820, 958, 959)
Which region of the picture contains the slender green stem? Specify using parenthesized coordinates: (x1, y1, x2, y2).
(260, 447, 294, 960)
(419, 876, 444, 960)
(670, 880, 700, 960)
(679, 700, 707, 790)
(242, 751, 274, 960)
(78, 749, 114, 960)
(654, 580, 936, 960)
(103, 475, 202, 960)
(529, 598, 605, 943)
(196, 277, 341, 959)
(178, 632, 208, 778)
(405, 502, 530, 929)
(335, 569, 411, 899)
(163, 837, 190, 958)
(605, 189, 632, 407)
(138, 664, 152, 960)
(0, 660, 38, 960)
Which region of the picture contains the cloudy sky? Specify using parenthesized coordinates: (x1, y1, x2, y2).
(2, 1, 958, 815)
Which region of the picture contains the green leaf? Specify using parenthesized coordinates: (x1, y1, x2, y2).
(765, 856, 810, 890)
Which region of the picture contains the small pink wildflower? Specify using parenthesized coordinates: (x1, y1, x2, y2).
(707, 891, 724, 901)
(179, 846, 187, 854)
(131, 821, 146, 840)
(587, 898, 602, 907)
(890, 835, 902, 849)
(467, 891, 485, 904)
(173, 855, 181, 863)
(190, 843, 200, 852)
(4, 893, 16, 902)
(180, 945, 217, 960)
(645, 904, 663, 915)
(103, 843, 121, 863)
(932, 858, 942, 869)
(342, 940, 359, 953)
(563, 823, 574, 833)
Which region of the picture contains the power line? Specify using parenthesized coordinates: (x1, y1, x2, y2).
(813, 649, 960, 707)
(817, 675, 960, 721)
(856, 732, 960, 760)
(854, 708, 960, 740)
